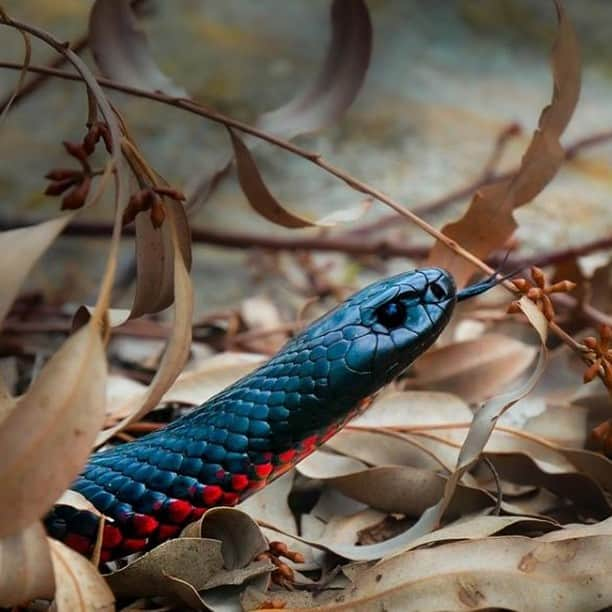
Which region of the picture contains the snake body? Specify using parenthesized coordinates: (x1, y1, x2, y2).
(45, 267, 465, 561)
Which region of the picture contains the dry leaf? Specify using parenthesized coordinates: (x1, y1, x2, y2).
(427, 0, 580, 285)
(409, 333, 536, 403)
(0, 215, 72, 324)
(49, 539, 114, 612)
(314, 535, 612, 612)
(89, 0, 187, 96)
(96, 243, 193, 445)
(130, 198, 192, 318)
(0, 522, 54, 606)
(0, 322, 106, 537)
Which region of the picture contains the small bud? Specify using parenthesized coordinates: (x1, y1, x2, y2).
(526, 287, 541, 301)
(547, 280, 576, 294)
(63, 140, 89, 162)
(45, 177, 79, 196)
(583, 361, 600, 384)
(83, 124, 100, 155)
(45, 168, 82, 181)
(507, 301, 522, 314)
(270, 541, 288, 556)
(61, 176, 91, 210)
(583, 337, 598, 350)
(600, 325, 612, 342)
(512, 278, 530, 292)
(150, 199, 166, 228)
(275, 562, 294, 580)
(530, 266, 545, 288)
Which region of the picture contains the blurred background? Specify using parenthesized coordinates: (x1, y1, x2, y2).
(1, 0, 611, 315)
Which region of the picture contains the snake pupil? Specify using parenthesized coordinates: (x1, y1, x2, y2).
(430, 281, 446, 300)
(376, 300, 406, 328)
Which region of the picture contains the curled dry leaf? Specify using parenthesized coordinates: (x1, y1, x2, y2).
(89, 0, 187, 96)
(427, 0, 581, 286)
(182, 506, 268, 569)
(96, 243, 193, 445)
(108, 508, 271, 603)
(186, 0, 371, 210)
(0, 322, 106, 538)
(409, 333, 537, 404)
(0, 522, 54, 606)
(130, 198, 192, 319)
(0, 215, 73, 324)
(106, 538, 225, 599)
(49, 539, 114, 612)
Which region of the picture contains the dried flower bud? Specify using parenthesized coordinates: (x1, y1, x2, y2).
(150, 199, 166, 228)
(547, 280, 576, 294)
(507, 301, 522, 314)
(45, 168, 82, 181)
(63, 140, 89, 163)
(83, 124, 100, 155)
(512, 278, 530, 292)
(600, 324, 612, 342)
(583, 361, 600, 384)
(526, 287, 541, 301)
(530, 266, 545, 288)
(61, 176, 91, 210)
(270, 541, 289, 556)
(45, 177, 79, 196)
(583, 337, 598, 350)
(274, 562, 294, 580)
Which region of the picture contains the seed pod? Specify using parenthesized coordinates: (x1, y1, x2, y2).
(548, 280, 576, 294)
(530, 266, 545, 288)
(583, 337, 598, 350)
(583, 361, 600, 384)
(512, 278, 530, 293)
(45, 177, 79, 196)
(63, 140, 89, 162)
(150, 199, 166, 228)
(83, 125, 100, 155)
(45, 168, 82, 181)
(61, 176, 91, 210)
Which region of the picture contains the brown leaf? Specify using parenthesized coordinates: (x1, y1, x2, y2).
(0, 322, 106, 537)
(96, 243, 193, 445)
(427, 0, 580, 286)
(130, 198, 192, 318)
(323, 535, 612, 611)
(89, 0, 187, 96)
(410, 333, 537, 403)
(228, 127, 319, 228)
(49, 539, 114, 612)
(0, 215, 72, 324)
(0, 522, 54, 606)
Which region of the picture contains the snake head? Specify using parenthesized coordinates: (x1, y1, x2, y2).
(294, 267, 457, 405)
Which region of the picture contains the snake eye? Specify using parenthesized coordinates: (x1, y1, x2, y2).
(429, 281, 447, 300)
(376, 300, 406, 328)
